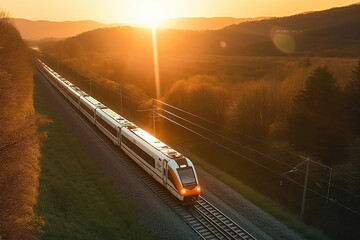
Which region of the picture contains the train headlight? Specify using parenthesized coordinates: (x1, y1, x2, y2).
(181, 189, 186, 195)
(197, 187, 201, 192)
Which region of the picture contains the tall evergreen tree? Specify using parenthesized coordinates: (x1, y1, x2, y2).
(345, 60, 360, 136)
(289, 67, 346, 165)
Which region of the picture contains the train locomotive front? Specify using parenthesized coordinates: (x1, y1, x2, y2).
(167, 157, 200, 203)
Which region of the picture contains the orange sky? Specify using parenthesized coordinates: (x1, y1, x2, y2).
(1, 0, 359, 25)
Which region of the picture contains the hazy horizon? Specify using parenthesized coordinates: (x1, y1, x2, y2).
(1, 0, 359, 25)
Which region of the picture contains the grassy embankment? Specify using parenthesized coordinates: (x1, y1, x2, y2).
(34, 80, 151, 239)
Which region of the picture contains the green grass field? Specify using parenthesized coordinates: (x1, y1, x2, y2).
(34, 80, 152, 239)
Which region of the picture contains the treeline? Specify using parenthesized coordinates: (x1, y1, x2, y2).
(0, 13, 43, 239)
(163, 62, 360, 167)
(161, 62, 360, 239)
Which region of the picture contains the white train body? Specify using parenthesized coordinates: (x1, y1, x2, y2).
(37, 59, 201, 203)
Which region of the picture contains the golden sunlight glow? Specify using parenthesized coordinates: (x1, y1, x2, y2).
(129, 0, 172, 27)
(152, 27, 161, 99)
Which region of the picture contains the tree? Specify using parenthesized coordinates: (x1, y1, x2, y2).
(0, 11, 43, 239)
(344, 60, 360, 136)
(165, 75, 231, 123)
(289, 67, 346, 165)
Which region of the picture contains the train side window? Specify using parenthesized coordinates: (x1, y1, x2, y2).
(168, 171, 176, 187)
(69, 92, 78, 102)
(97, 116, 117, 136)
(80, 102, 93, 116)
(122, 136, 155, 168)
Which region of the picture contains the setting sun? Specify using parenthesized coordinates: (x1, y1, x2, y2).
(129, 0, 172, 27)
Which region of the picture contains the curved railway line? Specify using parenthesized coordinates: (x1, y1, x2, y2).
(37, 66, 256, 240)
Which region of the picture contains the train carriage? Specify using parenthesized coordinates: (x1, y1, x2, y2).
(121, 126, 200, 202)
(95, 108, 122, 144)
(79, 95, 103, 123)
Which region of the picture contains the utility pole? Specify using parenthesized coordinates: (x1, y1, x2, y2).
(326, 168, 332, 202)
(300, 158, 310, 220)
(120, 86, 123, 114)
(152, 98, 156, 136)
(89, 78, 93, 94)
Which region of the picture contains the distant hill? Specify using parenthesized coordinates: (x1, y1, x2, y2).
(40, 4, 360, 57)
(158, 17, 270, 30)
(11, 18, 121, 40)
(217, 3, 360, 56)
(13, 17, 269, 41)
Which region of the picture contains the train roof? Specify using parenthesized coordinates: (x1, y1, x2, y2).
(69, 85, 87, 95)
(83, 96, 104, 107)
(102, 108, 122, 120)
(38, 59, 183, 160)
(130, 127, 183, 159)
(96, 106, 136, 128)
(63, 81, 73, 86)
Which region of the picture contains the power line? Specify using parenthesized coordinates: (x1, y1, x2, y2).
(70, 66, 360, 200)
(44, 58, 360, 212)
(154, 99, 311, 161)
(157, 113, 284, 177)
(157, 106, 360, 199)
(157, 113, 360, 216)
(156, 105, 296, 168)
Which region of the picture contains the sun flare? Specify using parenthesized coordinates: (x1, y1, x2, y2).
(130, 0, 171, 27)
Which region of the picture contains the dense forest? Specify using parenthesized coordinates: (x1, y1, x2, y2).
(36, 4, 360, 238)
(0, 13, 44, 239)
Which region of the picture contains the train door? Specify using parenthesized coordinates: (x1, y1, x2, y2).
(163, 160, 168, 186)
(118, 127, 122, 146)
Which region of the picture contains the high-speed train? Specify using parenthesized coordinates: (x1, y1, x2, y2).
(36, 59, 201, 203)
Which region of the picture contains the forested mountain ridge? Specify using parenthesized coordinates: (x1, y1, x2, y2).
(40, 3, 360, 58)
(11, 18, 121, 40)
(158, 17, 270, 30)
(220, 3, 360, 56)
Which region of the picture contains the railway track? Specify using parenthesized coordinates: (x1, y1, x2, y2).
(115, 147, 255, 240)
(37, 67, 256, 240)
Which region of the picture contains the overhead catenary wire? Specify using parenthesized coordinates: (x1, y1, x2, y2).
(157, 112, 284, 177)
(153, 100, 360, 185)
(120, 92, 360, 199)
(155, 99, 360, 179)
(157, 109, 360, 198)
(156, 105, 359, 195)
(81, 71, 360, 200)
(157, 113, 360, 216)
(49, 58, 360, 213)
(154, 99, 311, 161)
(156, 105, 297, 169)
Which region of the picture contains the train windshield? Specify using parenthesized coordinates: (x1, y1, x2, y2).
(177, 167, 196, 187)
